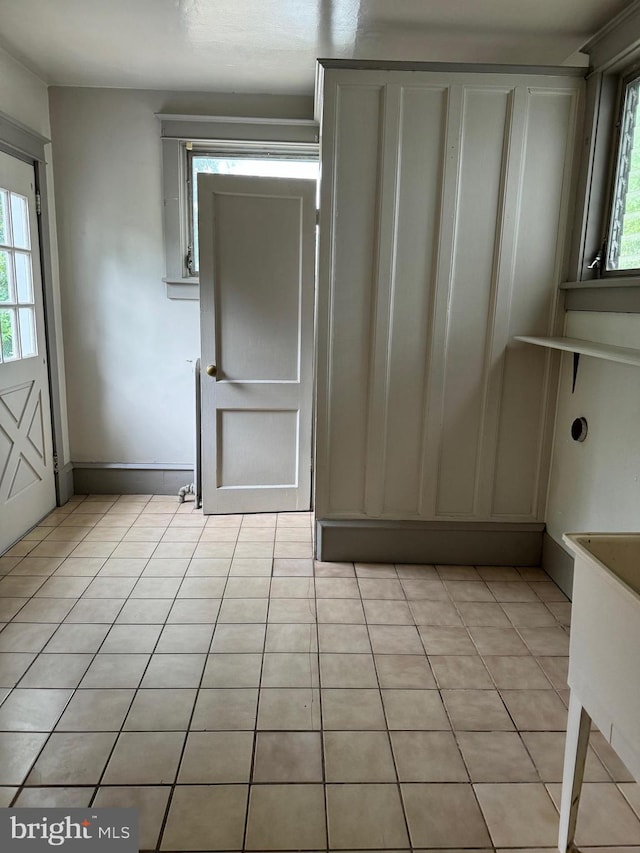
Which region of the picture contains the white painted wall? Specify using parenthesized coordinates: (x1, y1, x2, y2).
(48, 87, 313, 466)
(546, 311, 640, 548)
(0, 46, 71, 467)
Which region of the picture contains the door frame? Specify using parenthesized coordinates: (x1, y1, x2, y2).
(0, 109, 71, 506)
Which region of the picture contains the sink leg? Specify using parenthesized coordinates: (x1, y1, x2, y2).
(558, 692, 591, 853)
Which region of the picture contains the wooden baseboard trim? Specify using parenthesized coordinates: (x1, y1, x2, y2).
(542, 531, 574, 599)
(72, 466, 195, 496)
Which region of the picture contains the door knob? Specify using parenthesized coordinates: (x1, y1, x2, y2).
(206, 364, 217, 377)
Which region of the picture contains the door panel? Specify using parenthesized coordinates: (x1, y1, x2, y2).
(0, 150, 56, 552)
(198, 175, 315, 514)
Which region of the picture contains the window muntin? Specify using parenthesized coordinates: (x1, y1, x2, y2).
(187, 152, 319, 275)
(607, 74, 640, 271)
(0, 188, 37, 363)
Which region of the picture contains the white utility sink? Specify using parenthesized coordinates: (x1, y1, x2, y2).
(559, 533, 640, 852)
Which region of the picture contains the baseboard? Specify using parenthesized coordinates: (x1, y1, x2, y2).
(542, 531, 574, 599)
(316, 519, 545, 566)
(56, 461, 74, 506)
(72, 466, 195, 496)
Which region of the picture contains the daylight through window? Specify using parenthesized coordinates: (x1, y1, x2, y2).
(607, 75, 640, 271)
(0, 188, 37, 363)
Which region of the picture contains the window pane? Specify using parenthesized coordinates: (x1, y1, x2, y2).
(0, 250, 14, 303)
(0, 189, 8, 245)
(10, 192, 30, 250)
(608, 77, 640, 270)
(1, 308, 18, 360)
(15, 252, 33, 303)
(18, 307, 37, 357)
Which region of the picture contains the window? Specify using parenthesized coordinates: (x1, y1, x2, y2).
(187, 151, 319, 274)
(0, 187, 37, 363)
(607, 74, 640, 271)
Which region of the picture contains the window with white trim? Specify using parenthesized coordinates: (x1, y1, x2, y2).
(0, 187, 37, 362)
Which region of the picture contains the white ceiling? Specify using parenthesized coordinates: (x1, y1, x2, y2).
(0, 0, 631, 95)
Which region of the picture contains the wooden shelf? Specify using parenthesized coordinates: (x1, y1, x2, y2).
(514, 335, 640, 368)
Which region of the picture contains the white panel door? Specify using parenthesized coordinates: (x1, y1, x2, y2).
(0, 150, 56, 552)
(198, 174, 315, 514)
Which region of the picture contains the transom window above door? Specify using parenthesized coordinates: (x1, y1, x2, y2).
(187, 151, 319, 274)
(0, 187, 37, 363)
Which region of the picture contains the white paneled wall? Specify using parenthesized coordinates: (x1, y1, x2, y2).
(315, 66, 582, 523)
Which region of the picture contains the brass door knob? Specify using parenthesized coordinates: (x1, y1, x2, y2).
(206, 364, 217, 377)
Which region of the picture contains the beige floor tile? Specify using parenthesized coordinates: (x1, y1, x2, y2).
(620, 782, 640, 818)
(44, 623, 110, 653)
(230, 558, 273, 576)
(502, 602, 557, 627)
(402, 782, 491, 847)
(487, 581, 539, 602)
(265, 622, 317, 652)
(274, 527, 312, 542)
(358, 578, 405, 599)
(218, 598, 268, 623)
(93, 785, 171, 851)
(0, 787, 17, 805)
(483, 655, 552, 689)
(156, 624, 214, 653)
(268, 597, 316, 623)
(355, 563, 398, 578)
(321, 688, 386, 730)
(124, 688, 196, 730)
(317, 623, 370, 653)
(68, 542, 117, 559)
(518, 626, 570, 656)
(0, 576, 46, 597)
(29, 542, 77, 559)
(0, 732, 48, 784)
(546, 601, 571, 627)
(257, 687, 321, 730)
(418, 625, 475, 654)
(430, 655, 493, 688)
(316, 597, 365, 624)
(273, 542, 313, 559)
(456, 602, 511, 627)
(15, 786, 94, 807)
(140, 653, 206, 688)
(110, 542, 157, 559)
(400, 578, 449, 599)
(253, 731, 322, 782)
(477, 565, 522, 581)
(177, 576, 226, 598)
(445, 580, 495, 602)
(15, 599, 75, 622)
(325, 730, 395, 782)
(0, 652, 38, 687)
(261, 652, 319, 687)
(410, 600, 463, 626)
(392, 731, 468, 781)
(468, 625, 529, 655)
(64, 598, 125, 623)
(319, 653, 378, 687)
(0, 688, 73, 731)
(475, 783, 559, 847)
(100, 623, 162, 653)
(96, 558, 148, 577)
(143, 557, 190, 576)
(0, 622, 58, 652)
(18, 653, 93, 688)
(210, 623, 266, 653)
(153, 541, 197, 557)
(269, 576, 314, 598)
(202, 653, 263, 687)
(191, 688, 259, 730)
(102, 731, 185, 784)
(161, 785, 248, 851)
(179, 730, 254, 782)
(326, 783, 409, 849)
(166, 598, 220, 623)
(530, 580, 568, 602)
(54, 557, 107, 576)
(501, 689, 567, 730)
(517, 567, 549, 581)
(224, 577, 271, 598)
(364, 599, 414, 625)
(374, 654, 436, 688)
(368, 624, 424, 654)
(246, 784, 326, 850)
(235, 542, 274, 559)
(26, 732, 116, 786)
(0, 598, 28, 620)
(122, 526, 166, 543)
(200, 527, 240, 542)
(130, 577, 182, 598)
(590, 731, 636, 782)
(521, 731, 609, 782)
(536, 656, 569, 690)
(81, 577, 137, 598)
(382, 688, 450, 730)
(272, 558, 314, 576)
(441, 689, 515, 731)
(10, 556, 64, 575)
(313, 560, 355, 577)
(315, 577, 359, 597)
(458, 731, 539, 781)
(55, 688, 134, 731)
(79, 653, 150, 688)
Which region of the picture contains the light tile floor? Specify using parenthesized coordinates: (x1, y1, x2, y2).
(0, 494, 639, 851)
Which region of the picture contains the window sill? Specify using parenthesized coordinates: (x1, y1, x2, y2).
(163, 277, 200, 300)
(559, 279, 640, 312)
